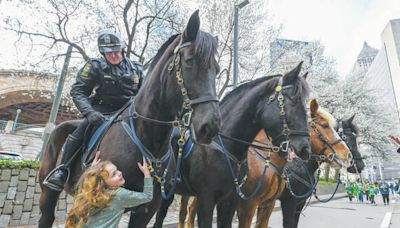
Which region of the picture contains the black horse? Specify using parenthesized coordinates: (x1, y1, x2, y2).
(38, 10, 221, 228)
(279, 114, 365, 228)
(153, 62, 311, 228)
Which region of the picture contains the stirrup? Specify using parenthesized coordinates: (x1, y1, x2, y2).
(43, 164, 71, 191)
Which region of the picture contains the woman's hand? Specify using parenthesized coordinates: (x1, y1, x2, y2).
(91, 151, 101, 167)
(138, 157, 151, 178)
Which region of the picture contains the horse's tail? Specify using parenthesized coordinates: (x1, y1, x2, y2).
(38, 120, 81, 184)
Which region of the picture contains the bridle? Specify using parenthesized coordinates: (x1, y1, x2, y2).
(167, 40, 219, 144)
(265, 77, 310, 157)
(309, 116, 344, 162)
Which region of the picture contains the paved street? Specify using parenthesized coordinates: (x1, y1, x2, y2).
(11, 194, 400, 227)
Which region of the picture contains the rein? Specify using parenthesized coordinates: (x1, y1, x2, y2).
(215, 77, 309, 200)
(120, 40, 218, 199)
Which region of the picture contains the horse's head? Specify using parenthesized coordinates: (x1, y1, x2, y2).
(178, 11, 221, 144)
(145, 10, 221, 145)
(337, 114, 365, 173)
(258, 62, 311, 159)
(309, 99, 352, 168)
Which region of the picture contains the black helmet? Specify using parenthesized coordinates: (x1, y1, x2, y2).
(98, 29, 126, 54)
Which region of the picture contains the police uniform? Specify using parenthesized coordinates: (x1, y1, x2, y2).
(71, 57, 143, 115)
(44, 29, 143, 191)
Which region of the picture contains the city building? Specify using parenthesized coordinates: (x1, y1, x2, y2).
(352, 42, 378, 75)
(365, 18, 400, 123)
(269, 38, 314, 73)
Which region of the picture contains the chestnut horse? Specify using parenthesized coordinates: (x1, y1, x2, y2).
(279, 114, 365, 228)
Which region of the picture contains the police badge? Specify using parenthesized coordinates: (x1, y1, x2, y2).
(132, 74, 139, 84)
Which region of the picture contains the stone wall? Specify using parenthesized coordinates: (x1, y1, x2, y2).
(0, 168, 73, 227)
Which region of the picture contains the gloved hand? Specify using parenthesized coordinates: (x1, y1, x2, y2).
(86, 111, 106, 126)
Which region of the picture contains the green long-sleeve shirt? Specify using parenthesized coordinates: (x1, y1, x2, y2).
(83, 177, 153, 228)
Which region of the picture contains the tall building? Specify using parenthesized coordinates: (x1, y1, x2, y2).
(352, 42, 378, 75)
(269, 39, 313, 73)
(366, 19, 400, 122)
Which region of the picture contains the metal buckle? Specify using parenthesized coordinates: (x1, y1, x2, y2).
(182, 111, 192, 127)
(280, 141, 290, 153)
(328, 153, 335, 161)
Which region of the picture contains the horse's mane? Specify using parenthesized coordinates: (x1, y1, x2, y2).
(194, 31, 218, 67)
(220, 75, 281, 111)
(315, 106, 337, 127)
(147, 31, 218, 74)
(220, 71, 310, 113)
(147, 34, 180, 74)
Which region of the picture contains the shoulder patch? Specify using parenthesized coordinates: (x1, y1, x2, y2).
(80, 63, 92, 77)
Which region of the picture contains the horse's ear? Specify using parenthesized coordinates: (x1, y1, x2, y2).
(310, 98, 319, 117)
(183, 10, 200, 42)
(346, 114, 356, 124)
(214, 35, 219, 44)
(283, 61, 303, 85)
(302, 72, 309, 80)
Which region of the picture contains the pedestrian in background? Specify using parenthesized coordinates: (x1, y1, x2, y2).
(346, 182, 355, 202)
(356, 178, 364, 203)
(379, 179, 390, 205)
(368, 182, 377, 206)
(363, 179, 370, 201)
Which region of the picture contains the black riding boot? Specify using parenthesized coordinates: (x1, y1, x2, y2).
(44, 134, 81, 191)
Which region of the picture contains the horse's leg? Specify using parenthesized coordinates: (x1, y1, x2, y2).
(196, 195, 216, 228)
(153, 194, 175, 228)
(127, 188, 162, 228)
(255, 200, 276, 228)
(177, 195, 189, 228)
(187, 197, 197, 228)
(216, 196, 238, 228)
(280, 196, 298, 228)
(237, 200, 258, 228)
(38, 122, 76, 228)
(293, 201, 307, 228)
(38, 187, 61, 228)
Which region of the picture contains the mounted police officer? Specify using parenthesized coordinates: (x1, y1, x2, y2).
(44, 29, 144, 191)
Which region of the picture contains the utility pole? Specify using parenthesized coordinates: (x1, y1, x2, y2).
(37, 46, 73, 160)
(233, 0, 249, 88)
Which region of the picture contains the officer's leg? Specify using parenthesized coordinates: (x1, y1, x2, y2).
(44, 119, 89, 191)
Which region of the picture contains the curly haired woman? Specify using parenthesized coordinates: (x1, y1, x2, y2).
(66, 153, 153, 228)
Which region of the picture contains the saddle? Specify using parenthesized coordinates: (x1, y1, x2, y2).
(80, 100, 133, 169)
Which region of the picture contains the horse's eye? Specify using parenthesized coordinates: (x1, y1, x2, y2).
(185, 58, 194, 65)
(321, 124, 329, 129)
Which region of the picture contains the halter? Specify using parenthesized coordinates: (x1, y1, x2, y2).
(266, 77, 310, 156)
(122, 39, 219, 196)
(309, 116, 344, 162)
(215, 77, 310, 200)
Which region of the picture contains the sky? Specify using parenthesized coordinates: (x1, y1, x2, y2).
(267, 0, 400, 76)
(0, 0, 400, 76)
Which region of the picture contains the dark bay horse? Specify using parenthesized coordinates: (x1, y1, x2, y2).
(38, 10, 221, 228)
(179, 99, 353, 228)
(279, 114, 365, 228)
(153, 62, 311, 228)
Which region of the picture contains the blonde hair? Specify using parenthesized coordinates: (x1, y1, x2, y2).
(66, 161, 117, 227)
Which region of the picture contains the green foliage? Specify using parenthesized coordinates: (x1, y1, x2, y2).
(319, 179, 337, 185)
(0, 159, 40, 169)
